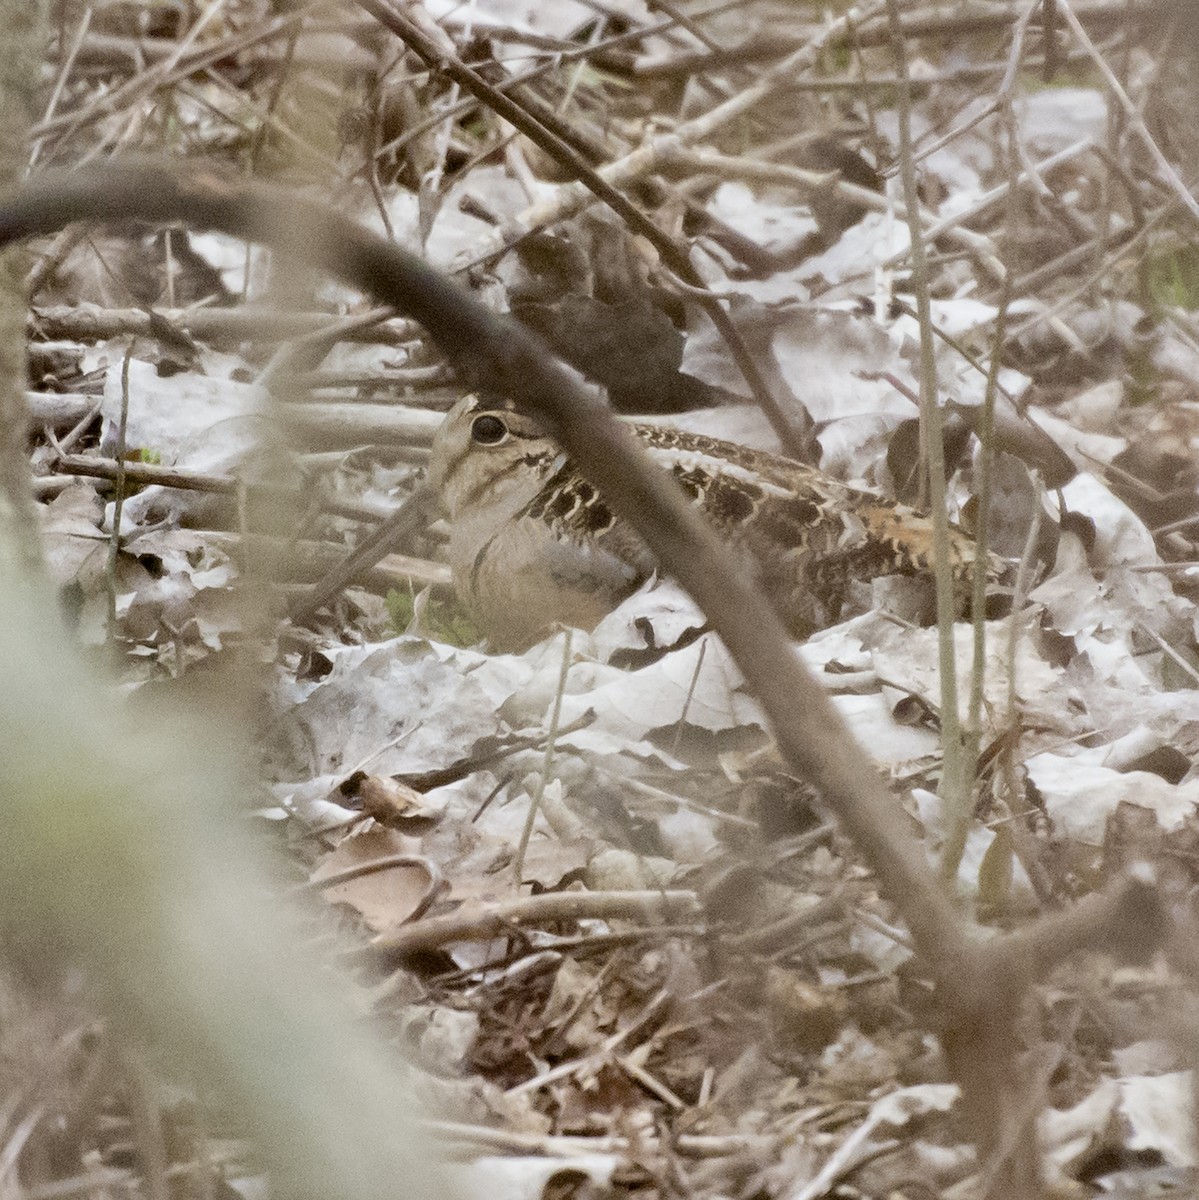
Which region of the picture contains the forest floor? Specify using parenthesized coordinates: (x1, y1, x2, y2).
(9, 0, 1199, 1197)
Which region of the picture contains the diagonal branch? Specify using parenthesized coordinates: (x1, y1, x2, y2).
(0, 158, 966, 965)
(0, 163, 1168, 1190)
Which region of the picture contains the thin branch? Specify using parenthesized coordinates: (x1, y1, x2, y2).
(28, 304, 421, 345)
(1056, 0, 1199, 225)
(884, 0, 966, 874)
(372, 889, 702, 958)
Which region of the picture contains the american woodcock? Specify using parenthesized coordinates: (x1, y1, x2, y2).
(428, 394, 999, 651)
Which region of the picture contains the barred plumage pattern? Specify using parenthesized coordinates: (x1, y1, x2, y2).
(428, 395, 998, 651)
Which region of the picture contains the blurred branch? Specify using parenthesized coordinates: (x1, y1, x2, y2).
(0, 161, 1169, 1193)
(0, 0, 43, 570)
(0, 570, 450, 1200)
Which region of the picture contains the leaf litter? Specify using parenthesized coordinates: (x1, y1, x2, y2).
(16, 2, 1199, 1197)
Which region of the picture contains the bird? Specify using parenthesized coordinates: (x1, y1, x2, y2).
(428, 394, 999, 652)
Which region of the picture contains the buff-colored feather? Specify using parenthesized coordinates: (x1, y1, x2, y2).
(428, 395, 1001, 651)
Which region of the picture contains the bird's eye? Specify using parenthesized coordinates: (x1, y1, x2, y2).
(470, 414, 509, 445)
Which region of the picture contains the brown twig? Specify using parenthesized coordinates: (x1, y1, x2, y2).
(427, 1119, 771, 1159)
(198, 528, 450, 595)
(373, 890, 701, 958)
(295, 853, 444, 910)
(289, 484, 436, 622)
(28, 304, 420, 345)
(31, 15, 308, 146)
(847, 0, 1163, 48)
(52, 452, 407, 524)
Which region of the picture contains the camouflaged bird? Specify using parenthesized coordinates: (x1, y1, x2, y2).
(428, 394, 1000, 652)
